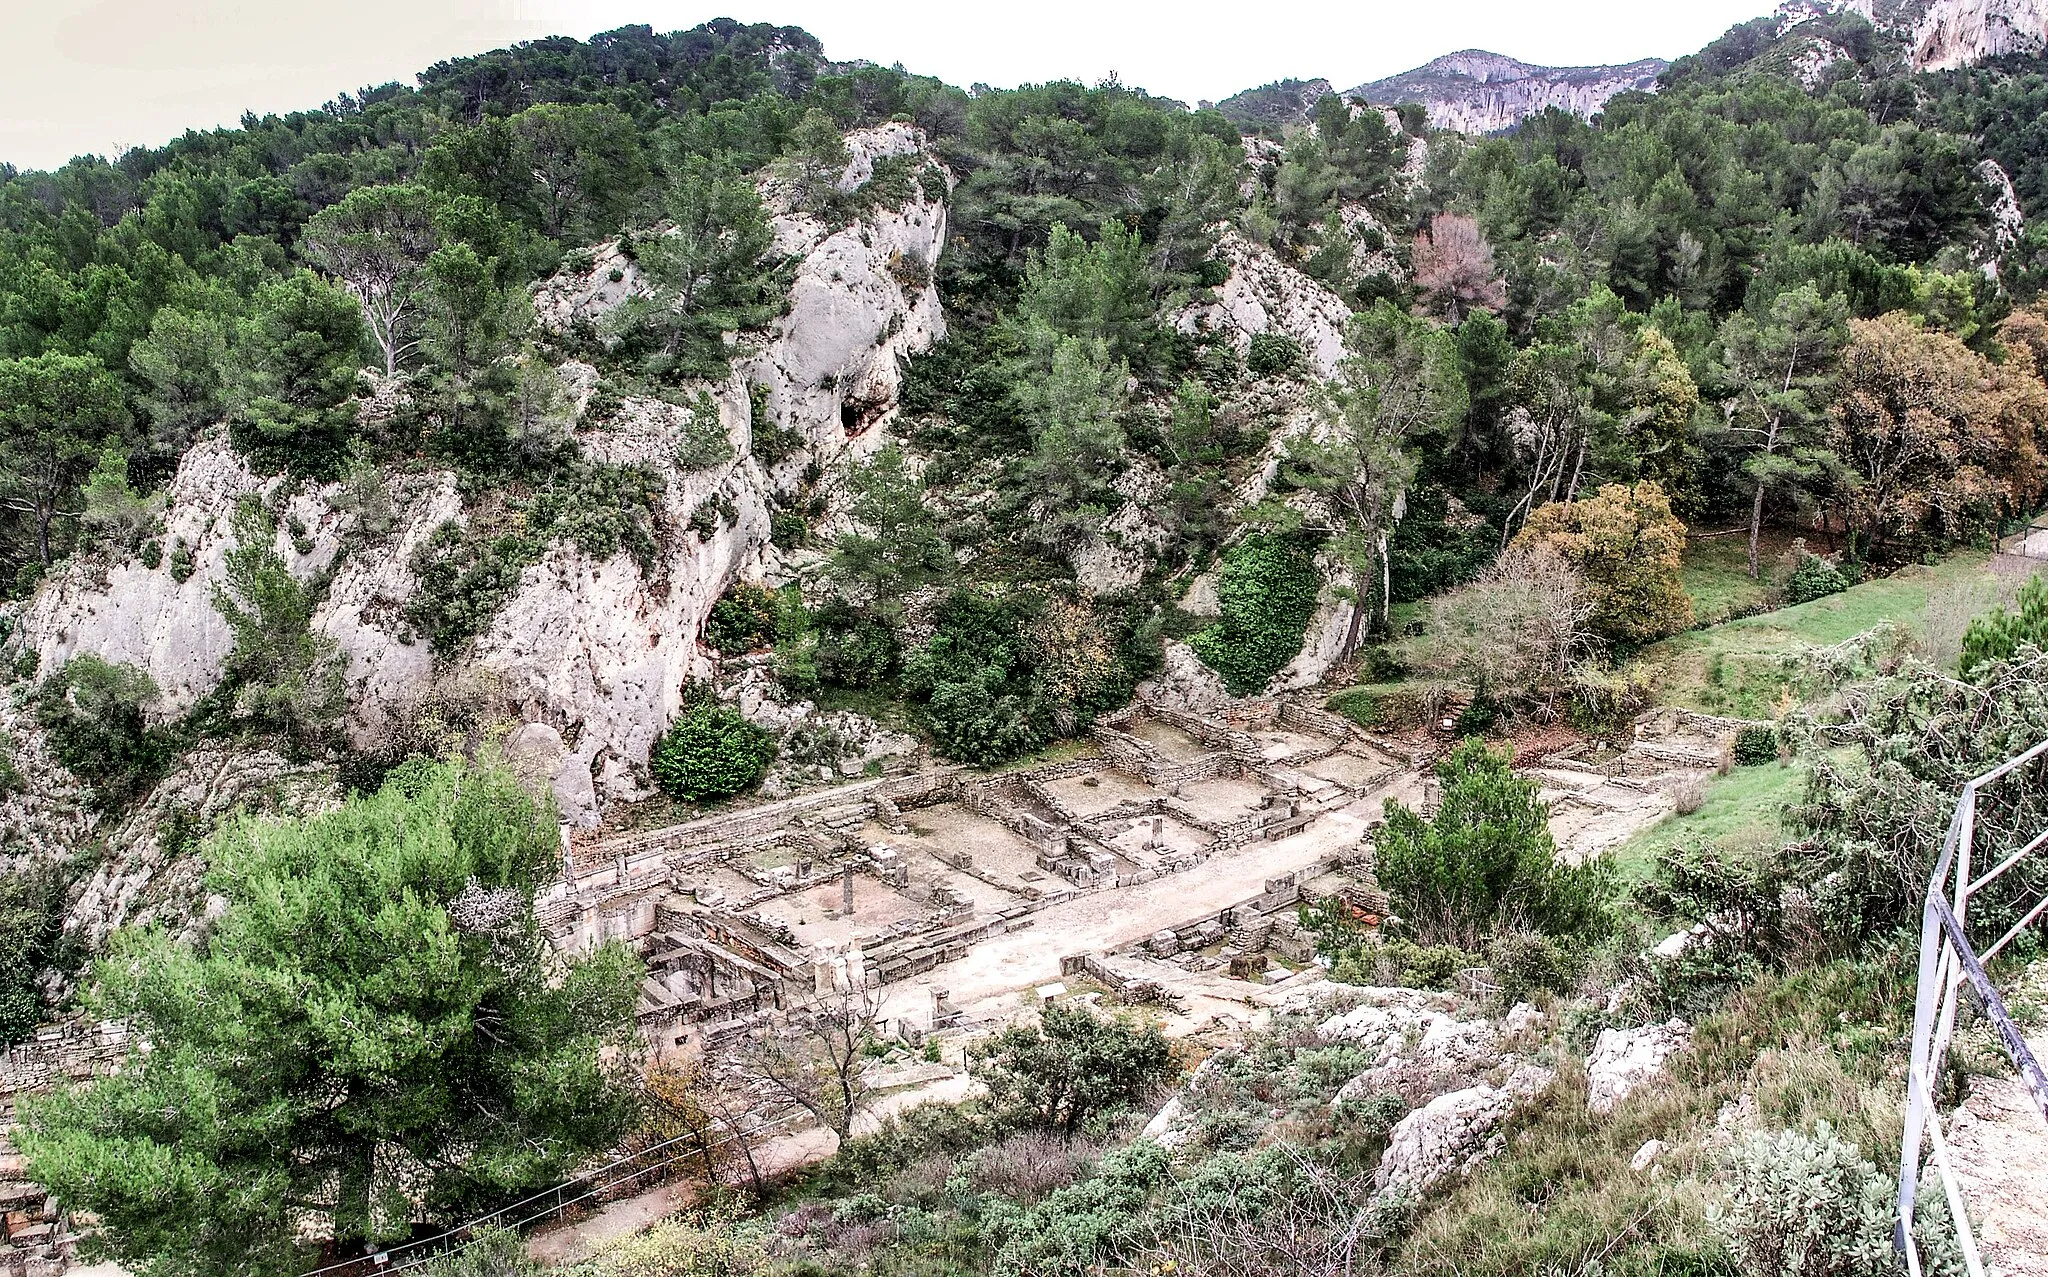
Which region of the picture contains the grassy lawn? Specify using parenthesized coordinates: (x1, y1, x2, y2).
(1639, 551, 2008, 719)
(1608, 760, 1807, 884)
(1680, 529, 1797, 627)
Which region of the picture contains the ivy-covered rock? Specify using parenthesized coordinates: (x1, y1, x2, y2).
(1190, 535, 1323, 696)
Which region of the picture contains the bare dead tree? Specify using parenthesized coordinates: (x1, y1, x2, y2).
(724, 983, 884, 1141)
(1411, 212, 1508, 326)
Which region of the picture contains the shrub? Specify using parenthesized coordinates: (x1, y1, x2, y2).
(1374, 738, 1612, 948)
(971, 1004, 1175, 1135)
(1671, 776, 1708, 815)
(922, 676, 1051, 768)
(815, 601, 898, 690)
(905, 590, 1058, 766)
(0, 864, 72, 1048)
(650, 689, 776, 803)
(1959, 572, 2048, 677)
(408, 1226, 538, 1277)
(1513, 481, 1692, 646)
(405, 523, 533, 656)
(703, 582, 780, 655)
(1189, 535, 1323, 696)
(1246, 333, 1303, 377)
(35, 656, 175, 804)
(211, 500, 346, 747)
(1454, 698, 1498, 737)
(1733, 724, 1779, 766)
(1708, 1122, 1897, 1277)
(1486, 932, 1571, 1003)
(1786, 550, 1850, 606)
(984, 1141, 1172, 1277)
(675, 393, 735, 470)
(966, 1132, 1093, 1202)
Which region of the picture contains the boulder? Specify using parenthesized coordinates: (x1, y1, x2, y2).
(1373, 1063, 1553, 1197)
(1586, 1019, 1693, 1115)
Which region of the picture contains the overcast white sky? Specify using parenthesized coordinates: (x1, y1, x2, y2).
(1, 0, 1781, 172)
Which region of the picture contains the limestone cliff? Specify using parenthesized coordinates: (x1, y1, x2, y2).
(16, 123, 951, 828)
(1910, 0, 2048, 67)
(1347, 51, 1668, 135)
(1809, 0, 2048, 67)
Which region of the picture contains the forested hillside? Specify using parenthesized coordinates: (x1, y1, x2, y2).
(5, 4, 2048, 1273)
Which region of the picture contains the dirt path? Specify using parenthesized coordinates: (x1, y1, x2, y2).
(1942, 1033, 2048, 1276)
(903, 788, 1407, 1011)
(523, 1127, 839, 1265)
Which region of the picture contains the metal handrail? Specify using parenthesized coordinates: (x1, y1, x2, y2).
(299, 1114, 778, 1277)
(1897, 743, 2048, 1276)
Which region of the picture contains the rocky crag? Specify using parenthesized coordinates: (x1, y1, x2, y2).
(1346, 51, 1669, 135)
(2, 118, 1373, 954)
(1816, 0, 2048, 67)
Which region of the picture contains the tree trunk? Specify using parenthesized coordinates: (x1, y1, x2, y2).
(334, 1140, 375, 1253)
(1378, 532, 1392, 640)
(1341, 563, 1370, 659)
(1748, 478, 1767, 579)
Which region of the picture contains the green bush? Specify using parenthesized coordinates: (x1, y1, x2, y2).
(1374, 739, 1612, 949)
(0, 864, 73, 1048)
(211, 500, 345, 748)
(1487, 932, 1572, 1003)
(905, 591, 1057, 767)
(1190, 535, 1323, 696)
(405, 523, 533, 655)
(650, 689, 776, 802)
(1733, 724, 1779, 766)
(1960, 572, 2048, 677)
(1454, 698, 1498, 737)
(923, 676, 1050, 767)
(815, 601, 898, 690)
(35, 656, 176, 805)
(971, 1004, 1175, 1134)
(702, 582, 780, 655)
(984, 1141, 1173, 1277)
(1785, 550, 1849, 605)
(1709, 1122, 1898, 1277)
(1246, 333, 1303, 377)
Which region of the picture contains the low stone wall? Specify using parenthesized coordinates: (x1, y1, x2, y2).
(582, 767, 967, 867)
(1279, 701, 1357, 741)
(0, 1021, 129, 1097)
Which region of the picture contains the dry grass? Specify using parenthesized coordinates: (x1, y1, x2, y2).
(1671, 777, 1708, 817)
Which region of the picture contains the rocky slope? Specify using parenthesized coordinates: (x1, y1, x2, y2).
(1346, 51, 1669, 134)
(17, 122, 951, 829)
(9, 112, 1371, 881)
(1820, 0, 2048, 67)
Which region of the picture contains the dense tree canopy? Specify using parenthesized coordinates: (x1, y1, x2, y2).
(17, 760, 642, 1276)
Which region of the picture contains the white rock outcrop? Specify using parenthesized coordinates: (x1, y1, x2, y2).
(1177, 230, 1353, 380)
(1912, 0, 2048, 68)
(482, 126, 950, 812)
(21, 437, 276, 712)
(1372, 1062, 1554, 1197)
(1138, 642, 1233, 716)
(1347, 51, 1668, 135)
(1586, 1019, 1693, 1115)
